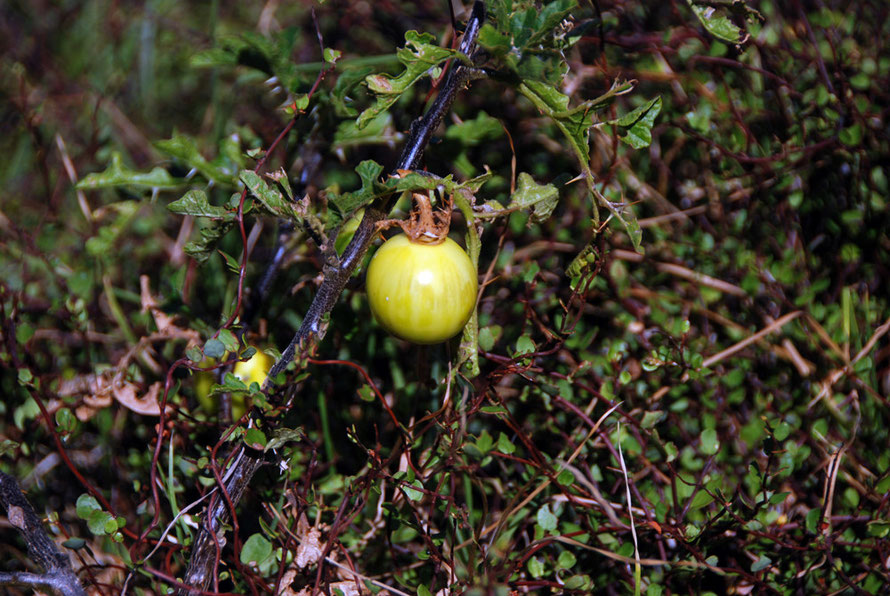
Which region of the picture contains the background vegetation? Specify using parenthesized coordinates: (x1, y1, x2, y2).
(2, 0, 889, 594)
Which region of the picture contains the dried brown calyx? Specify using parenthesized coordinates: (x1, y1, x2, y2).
(376, 192, 453, 245)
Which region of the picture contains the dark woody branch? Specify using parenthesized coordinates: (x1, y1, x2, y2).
(0, 471, 86, 596)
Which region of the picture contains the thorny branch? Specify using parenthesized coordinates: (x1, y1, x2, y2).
(178, 3, 487, 592)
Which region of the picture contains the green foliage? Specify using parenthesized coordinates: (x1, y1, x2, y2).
(357, 30, 467, 129)
(2, 1, 889, 595)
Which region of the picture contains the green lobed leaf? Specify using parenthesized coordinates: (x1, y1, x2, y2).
(240, 170, 300, 221)
(444, 111, 504, 146)
(686, 0, 743, 44)
(566, 241, 599, 284)
(87, 510, 116, 536)
(185, 219, 236, 264)
(497, 432, 515, 454)
(155, 133, 238, 186)
(265, 427, 306, 452)
(329, 160, 387, 224)
(508, 173, 559, 223)
(76, 152, 184, 190)
(331, 65, 375, 117)
(751, 555, 772, 573)
(527, 556, 545, 578)
(168, 190, 234, 220)
(329, 161, 492, 228)
(476, 23, 511, 56)
(556, 550, 577, 570)
(518, 79, 643, 252)
(203, 338, 226, 359)
(402, 479, 424, 502)
(356, 30, 467, 129)
(521, 0, 578, 47)
(332, 112, 403, 155)
(617, 96, 662, 149)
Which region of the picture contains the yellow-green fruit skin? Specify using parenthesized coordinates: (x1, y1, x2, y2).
(233, 351, 274, 388)
(366, 234, 477, 344)
(195, 350, 273, 419)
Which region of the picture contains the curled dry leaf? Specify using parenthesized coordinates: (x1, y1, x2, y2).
(295, 526, 322, 569)
(61, 371, 171, 418)
(139, 275, 201, 347)
(112, 380, 171, 417)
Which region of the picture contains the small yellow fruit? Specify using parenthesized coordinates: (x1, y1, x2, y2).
(233, 350, 274, 388)
(366, 234, 477, 344)
(194, 349, 274, 419)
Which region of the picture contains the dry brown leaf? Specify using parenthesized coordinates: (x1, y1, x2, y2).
(113, 380, 171, 417)
(295, 526, 322, 569)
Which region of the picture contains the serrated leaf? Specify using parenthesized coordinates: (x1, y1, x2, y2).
(208, 373, 248, 397)
(329, 160, 386, 224)
(329, 161, 492, 227)
(168, 190, 234, 220)
(686, 0, 743, 43)
(356, 30, 466, 129)
(477, 23, 511, 56)
(76, 152, 184, 190)
(508, 173, 558, 223)
(618, 96, 662, 149)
